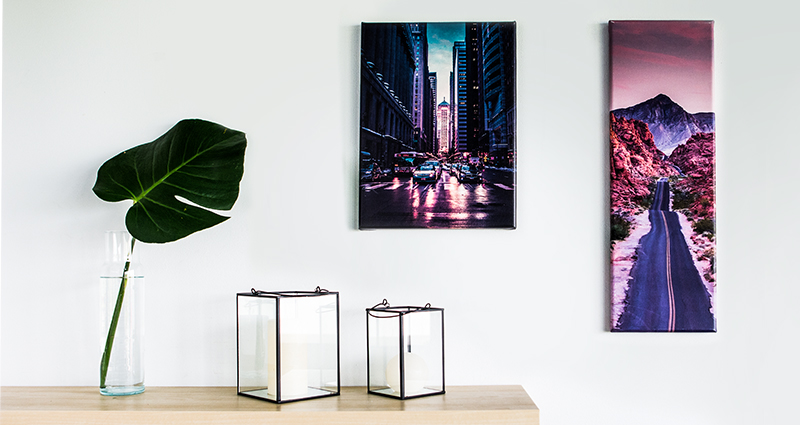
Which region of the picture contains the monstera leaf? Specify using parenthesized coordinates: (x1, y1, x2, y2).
(93, 119, 246, 243)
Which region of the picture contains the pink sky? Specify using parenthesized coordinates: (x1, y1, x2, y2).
(610, 21, 713, 113)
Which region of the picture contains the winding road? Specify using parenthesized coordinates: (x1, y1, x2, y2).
(616, 179, 715, 332)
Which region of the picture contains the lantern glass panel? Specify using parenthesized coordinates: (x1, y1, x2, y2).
(237, 291, 339, 403)
(237, 295, 276, 397)
(367, 306, 444, 399)
(402, 310, 443, 396)
(278, 295, 339, 401)
(367, 310, 399, 395)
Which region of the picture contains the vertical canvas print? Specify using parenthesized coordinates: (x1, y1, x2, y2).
(609, 21, 716, 332)
(359, 22, 516, 229)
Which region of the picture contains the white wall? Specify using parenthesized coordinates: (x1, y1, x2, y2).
(2, 0, 799, 424)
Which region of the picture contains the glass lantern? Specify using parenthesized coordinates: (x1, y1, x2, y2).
(366, 299, 445, 399)
(237, 287, 340, 403)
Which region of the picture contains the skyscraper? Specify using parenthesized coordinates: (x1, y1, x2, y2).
(452, 41, 467, 152)
(466, 23, 485, 154)
(481, 22, 516, 166)
(359, 23, 417, 167)
(410, 23, 434, 153)
(436, 98, 450, 155)
(429, 72, 438, 150)
(449, 71, 455, 154)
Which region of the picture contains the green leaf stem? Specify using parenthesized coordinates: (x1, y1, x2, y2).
(94, 119, 246, 392)
(99, 238, 135, 389)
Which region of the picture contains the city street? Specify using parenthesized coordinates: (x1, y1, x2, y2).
(359, 167, 515, 229)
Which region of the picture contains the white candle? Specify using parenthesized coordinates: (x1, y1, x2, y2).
(386, 351, 429, 395)
(266, 320, 308, 398)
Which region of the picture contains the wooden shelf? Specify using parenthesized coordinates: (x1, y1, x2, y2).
(1, 385, 538, 425)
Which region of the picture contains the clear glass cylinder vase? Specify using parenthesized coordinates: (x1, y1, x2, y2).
(99, 230, 145, 396)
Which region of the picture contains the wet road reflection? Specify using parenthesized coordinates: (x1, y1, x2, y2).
(360, 168, 515, 229)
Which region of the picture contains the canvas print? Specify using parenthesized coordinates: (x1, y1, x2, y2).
(359, 22, 516, 229)
(609, 21, 716, 332)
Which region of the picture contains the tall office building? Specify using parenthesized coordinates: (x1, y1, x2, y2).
(429, 72, 438, 150)
(481, 22, 516, 166)
(437, 99, 451, 155)
(466, 22, 485, 154)
(449, 71, 455, 154)
(409, 23, 434, 153)
(452, 41, 467, 152)
(359, 23, 417, 167)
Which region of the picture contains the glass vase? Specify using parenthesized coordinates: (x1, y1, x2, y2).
(99, 230, 145, 396)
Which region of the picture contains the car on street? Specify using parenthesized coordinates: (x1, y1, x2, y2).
(423, 160, 442, 179)
(413, 163, 438, 183)
(360, 161, 386, 182)
(456, 164, 482, 183)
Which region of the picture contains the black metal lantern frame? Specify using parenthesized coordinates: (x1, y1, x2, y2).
(366, 299, 445, 400)
(237, 287, 340, 403)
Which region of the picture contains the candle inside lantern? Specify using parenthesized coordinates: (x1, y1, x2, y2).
(385, 335, 429, 395)
(266, 319, 308, 398)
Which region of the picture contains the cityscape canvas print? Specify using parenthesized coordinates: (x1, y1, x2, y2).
(359, 22, 516, 229)
(609, 21, 716, 332)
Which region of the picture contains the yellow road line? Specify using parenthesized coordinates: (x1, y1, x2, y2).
(661, 210, 676, 332)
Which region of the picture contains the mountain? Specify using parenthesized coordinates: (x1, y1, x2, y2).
(693, 112, 715, 130)
(609, 114, 678, 212)
(668, 132, 716, 220)
(612, 94, 715, 155)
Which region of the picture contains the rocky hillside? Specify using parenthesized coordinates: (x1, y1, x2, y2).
(668, 132, 716, 221)
(612, 94, 715, 155)
(610, 114, 677, 213)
